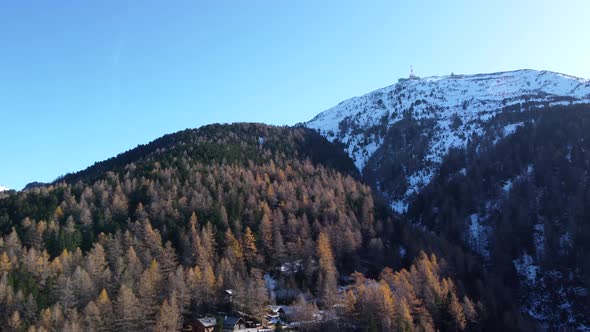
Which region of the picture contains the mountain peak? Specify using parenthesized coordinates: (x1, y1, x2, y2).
(402, 69, 586, 83)
(0, 185, 9, 192)
(306, 69, 590, 212)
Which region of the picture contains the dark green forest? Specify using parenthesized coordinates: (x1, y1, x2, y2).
(408, 105, 590, 328)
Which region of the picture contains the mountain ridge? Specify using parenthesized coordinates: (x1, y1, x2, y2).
(55, 123, 358, 186)
(306, 69, 590, 212)
(313, 69, 588, 114)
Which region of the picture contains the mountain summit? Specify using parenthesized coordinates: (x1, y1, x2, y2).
(307, 69, 590, 212)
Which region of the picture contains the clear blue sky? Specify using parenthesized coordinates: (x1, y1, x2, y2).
(1, 0, 589, 190)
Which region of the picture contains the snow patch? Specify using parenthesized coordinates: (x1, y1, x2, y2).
(559, 232, 573, 255)
(514, 253, 539, 285)
(264, 273, 277, 301)
(399, 246, 407, 258)
(534, 223, 545, 260)
(467, 214, 490, 258)
(391, 200, 408, 214)
(502, 179, 513, 193)
(280, 260, 303, 275)
(503, 122, 524, 136)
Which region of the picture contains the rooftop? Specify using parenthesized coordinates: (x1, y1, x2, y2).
(197, 317, 217, 328)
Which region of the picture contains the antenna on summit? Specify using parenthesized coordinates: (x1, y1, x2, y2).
(398, 65, 420, 83)
(409, 65, 416, 79)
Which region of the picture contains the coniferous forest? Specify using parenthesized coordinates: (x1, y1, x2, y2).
(407, 106, 590, 327)
(0, 124, 506, 331)
(1, 112, 589, 331)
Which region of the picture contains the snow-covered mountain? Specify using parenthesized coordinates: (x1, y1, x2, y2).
(0, 185, 9, 192)
(307, 69, 590, 212)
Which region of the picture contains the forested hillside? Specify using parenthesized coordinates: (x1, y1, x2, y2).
(407, 105, 590, 329)
(0, 124, 507, 331)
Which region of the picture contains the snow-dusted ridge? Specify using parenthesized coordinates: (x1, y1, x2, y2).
(0, 185, 10, 192)
(306, 69, 590, 212)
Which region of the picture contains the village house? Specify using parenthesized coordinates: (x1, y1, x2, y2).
(225, 289, 235, 303)
(192, 317, 217, 332)
(266, 305, 288, 325)
(223, 316, 249, 331)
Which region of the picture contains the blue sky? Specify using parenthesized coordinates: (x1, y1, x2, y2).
(1, 0, 589, 190)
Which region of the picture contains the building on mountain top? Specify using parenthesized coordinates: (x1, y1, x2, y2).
(409, 65, 419, 79)
(398, 65, 420, 82)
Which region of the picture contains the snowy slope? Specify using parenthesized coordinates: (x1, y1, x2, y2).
(0, 185, 9, 192)
(306, 69, 590, 212)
